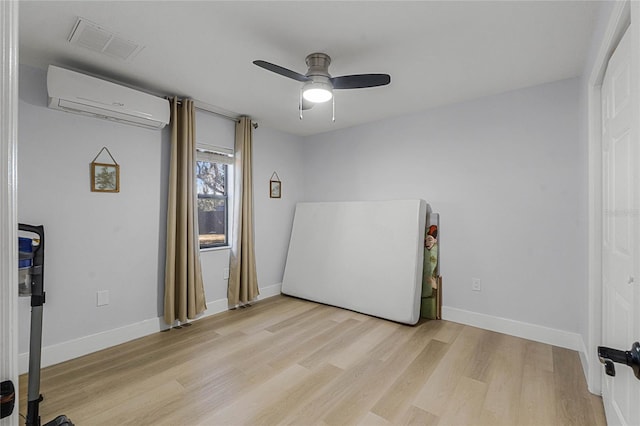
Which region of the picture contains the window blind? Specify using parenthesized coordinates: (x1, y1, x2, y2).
(196, 144, 234, 165)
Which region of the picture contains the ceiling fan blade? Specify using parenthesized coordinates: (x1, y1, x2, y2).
(253, 60, 310, 82)
(330, 74, 391, 89)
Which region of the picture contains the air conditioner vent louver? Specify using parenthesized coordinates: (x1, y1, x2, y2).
(73, 24, 111, 50)
(46, 65, 170, 130)
(68, 18, 144, 62)
(103, 37, 138, 60)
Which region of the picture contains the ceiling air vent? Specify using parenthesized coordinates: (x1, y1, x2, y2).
(68, 18, 144, 62)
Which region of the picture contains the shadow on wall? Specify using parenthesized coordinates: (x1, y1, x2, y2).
(19, 65, 48, 107)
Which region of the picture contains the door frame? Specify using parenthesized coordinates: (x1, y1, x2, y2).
(587, 0, 634, 395)
(0, 1, 19, 425)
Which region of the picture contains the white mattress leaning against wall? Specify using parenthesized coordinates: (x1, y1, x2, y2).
(282, 199, 427, 324)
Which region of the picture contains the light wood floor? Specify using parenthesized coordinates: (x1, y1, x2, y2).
(19, 295, 605, 425)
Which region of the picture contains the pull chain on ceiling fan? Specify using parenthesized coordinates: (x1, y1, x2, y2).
(253, 52, 391, 121)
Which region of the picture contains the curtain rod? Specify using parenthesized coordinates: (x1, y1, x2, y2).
(167, 97, 238, 122)
(167, 98, 258, 128)
(195, 104, 241, 123)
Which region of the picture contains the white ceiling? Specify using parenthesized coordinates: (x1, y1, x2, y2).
(19, 1, 602, 136)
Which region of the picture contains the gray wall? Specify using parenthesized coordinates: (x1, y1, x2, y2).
(18, 65, 169, 351)
(17, 65, 303, 355)
(18, 62, 589, 364)
(301, 77, 584, 333)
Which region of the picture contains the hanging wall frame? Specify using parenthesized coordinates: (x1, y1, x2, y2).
(270, 172, 281, 198)
(90, 147, 120, 193)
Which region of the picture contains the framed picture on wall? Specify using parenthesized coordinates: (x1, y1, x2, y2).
(91, 162, 120, 193)
(270, 180, 281, 198)
(270, 171, 281, 198)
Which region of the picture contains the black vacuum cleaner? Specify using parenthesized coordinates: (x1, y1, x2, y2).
(18, 224, 73, 426)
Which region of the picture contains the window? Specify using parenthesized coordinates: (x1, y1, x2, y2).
(196, 146, 233, 249)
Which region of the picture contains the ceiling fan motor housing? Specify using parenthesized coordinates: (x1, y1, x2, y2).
(305, 52, 332, 79)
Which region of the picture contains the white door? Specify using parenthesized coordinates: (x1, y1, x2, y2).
(601, 23, 640, 426)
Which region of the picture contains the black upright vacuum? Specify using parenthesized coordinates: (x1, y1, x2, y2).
(18, 224, 73, 426)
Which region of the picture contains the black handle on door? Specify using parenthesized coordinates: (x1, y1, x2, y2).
(598, 342, 640, 380)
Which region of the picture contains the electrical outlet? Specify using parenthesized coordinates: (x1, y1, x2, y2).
(223, 268, 230, 280)
(472, 278, 481, 292)
(97, 290, 109, 306)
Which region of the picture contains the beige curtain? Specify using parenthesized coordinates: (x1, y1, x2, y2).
(228, 117, 259, 306)
(163, 98, 207, 325)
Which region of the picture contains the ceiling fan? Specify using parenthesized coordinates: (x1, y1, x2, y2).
(253, 52, 391, 120)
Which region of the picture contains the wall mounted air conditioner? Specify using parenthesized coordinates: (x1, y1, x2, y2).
(47, 65, 170, 130)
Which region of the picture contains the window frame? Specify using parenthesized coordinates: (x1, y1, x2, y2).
(195, 144, 234, 251)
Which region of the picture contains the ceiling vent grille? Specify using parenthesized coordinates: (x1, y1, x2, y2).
(68, 18, 144, 62)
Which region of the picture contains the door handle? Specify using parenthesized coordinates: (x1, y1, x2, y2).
(598, 342, 640, 380)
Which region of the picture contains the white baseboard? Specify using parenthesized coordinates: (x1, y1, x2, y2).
(441, 307, 593, 390)
(578, 339, 592, 392)
(19, 283, 283, 374)
(442, 306, 586, 352)
(18, 315, 169, 374)
(258, 282, 282, 299)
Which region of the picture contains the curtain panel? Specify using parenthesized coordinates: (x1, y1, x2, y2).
(164, 97, 207, 324)
(228, 117, 259, 306)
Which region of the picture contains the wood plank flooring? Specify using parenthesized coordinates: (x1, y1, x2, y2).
(19, 295, 606, 425)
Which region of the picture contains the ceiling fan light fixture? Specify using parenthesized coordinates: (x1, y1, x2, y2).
(302, 81, 333, 103)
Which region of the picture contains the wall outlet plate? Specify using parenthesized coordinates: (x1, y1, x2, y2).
(97, 290, 109, 306)
(472, 278, 482, 292)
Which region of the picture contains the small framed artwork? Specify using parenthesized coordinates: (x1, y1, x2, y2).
(269, 171, 281, 198)
(270, 180, 281, 198)
(91, 162, 120, 193)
